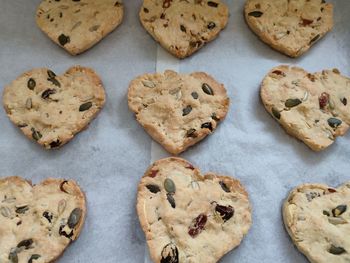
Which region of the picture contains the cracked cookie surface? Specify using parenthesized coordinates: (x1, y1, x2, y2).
(245, 0, 333, 57)
(36, 0, 124, 55)
(283, 182, 350, 263)
(3, 66, 106, 149)
(261, 65, 350, 151)
(128, 70, 229, 154)
(137, 157, 252, 263)
(139, 0, 229, 58)
(0, 176, 86, 263)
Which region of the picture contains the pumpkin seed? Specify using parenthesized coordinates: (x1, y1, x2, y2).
(161, 243, 178, 263)
(58, 199, 66, 214)
(272, 107, 281, 119)
(219, 181, 230, 193)
(329, 245, 346, 255)
(79, 102, 92, 112)
(191, 92, 198, 99)
(17, 239, 33, 249)
(15, 205, 29, 214)
(332, 204, 347, 217)
(202, 83, 214, 95)
(142, 80, 155, 88)
(68, 208, 82, 228)
(1, 206, 11, 218)
(328, 217, 347, 225)
(26, 98, 32, 110)
(248, 11, 263, 17)
(146, 184, 161, 194)
(328, 118, 342, 128)
(166, 193, 176, 208)
(186, 128, 197, 138)
(28, 254, 41, 263)
(207, 21, 216, 29)
(27, 78, 36, 90)
(164, 178, 176, 193)
(8, 248, 18, 263)
(58, 34, 70, 46)
(31, 128, 42, 141)
(285, 98, 302, 108)
(182, 105, 192, 116)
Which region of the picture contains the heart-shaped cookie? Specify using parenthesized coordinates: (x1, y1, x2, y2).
(137, 157, 252, 263)
(245, 0, 333, 57)
(139, 0, 229, 58)
(0, 176, 86, 263)
(3, 66, 106, 149)
(128, 70, 229, 154)
(261, 65, 350, 151)
(36, 0, 124, 55)
(283, 182, 350, 263)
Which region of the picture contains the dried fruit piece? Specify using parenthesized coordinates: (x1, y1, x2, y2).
(68, 208, 82, 228)
(319, 92, 330, 109)
(207, 1, 218, 7)
(186, 129, 197, 138)
(49, 140, 61, 148)
(58, 34, 70, 46)
(202, 83, 214, 95)
(164, 178, 176, 193)
(146, 184, 161, 194)
(207, 22, 216, 29)
(215, 204, 234, 222)
(31, 128, 42, 141)
(328, 118, 342, 128)
(248, 11, 263, 17)
(161, 243, 178, 263)
(332, 205, 347, 217)
(201, 122, 213, 131)
(329, 245, 346, 255)
(79, 102, 92, 112)
(188, 214, 207, 238)
(341, 97, 347, 106)
(285, 98, 302, 108)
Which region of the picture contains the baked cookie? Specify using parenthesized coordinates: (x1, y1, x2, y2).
(139, 0, 229, 58)
(283, 182, 350, 263)
(261, 65, 350, 151)
(36, 0, 124, 55)
(0, 176, 86, 263)
(244, 0, 333, 57)
(128, 70, 230, 154)
(137, 157, 252, 263)
(3, 66, 106, 149)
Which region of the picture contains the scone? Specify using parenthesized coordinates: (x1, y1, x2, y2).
(3, 66, 106, 149)
(0, 176, 86, 263)
(137, 157, 252, 263)
(283, 182, 350, 263)
(139, 0, 229, 58)
(245, 0, 333, 57)
(261, 65, 350, 151)
(36, 0, 124, 55)
(128, 70, 230, 154)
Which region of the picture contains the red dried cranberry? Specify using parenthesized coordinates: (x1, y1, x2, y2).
(319, 92, 330, 109)
(188, 214, 207, 238)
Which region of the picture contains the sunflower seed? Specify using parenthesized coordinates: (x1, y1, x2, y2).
(166, 193, 176, 208)
(219, 181, 230, 193)
(31, 128, 42, 141)
(248, 11, 263, 17)
(27, 78, 36, 90)
(8, 248, 18, 263)
(142, 80, 155, 88)
(26, 98, 32, 110)
(329, 245, 346, 255)
(182, 105, 192, 116)
(79, 102, 92, 112)
(15, 205, 29, 214)
(1, 206, 11, 218)
(202, 83, 214, 95)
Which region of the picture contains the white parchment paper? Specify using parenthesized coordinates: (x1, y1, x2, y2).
(0, 1, 350, 263)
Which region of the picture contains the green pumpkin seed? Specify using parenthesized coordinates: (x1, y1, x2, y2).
(272, 107, 281, 120)
(27, 78, 36, 90)
(8, 248, 18, 263)
(329, 245, 346, 255)
(28, 254, 41, 263)
(332, 204, 347, 217)
(248, 11, 263, 17)
(328, 118, 342, 128)
(79, 102, 92, 112)
(68, 208, 82, 228)
(31, 128, 42, 141)
(202, 83, 214, 95)
(164, 178, 176, 193)
(285, 98, 302, 108)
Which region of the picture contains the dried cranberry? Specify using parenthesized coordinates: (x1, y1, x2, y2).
(149, 170, 159, 178)
(272, 70, 285, 76)
(319, 92, 330, 109)
(186, 164, 195, 170)
(301, 18, 313, 26)
(188, 214, 207, 238)
(328, 188, 337, 193)
(215, 204, 234, 222)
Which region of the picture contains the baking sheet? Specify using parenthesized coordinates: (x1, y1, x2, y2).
(1, 1, 350, 262)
